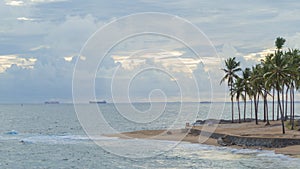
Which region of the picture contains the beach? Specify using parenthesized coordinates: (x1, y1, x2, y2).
(107, 120, 300, 157)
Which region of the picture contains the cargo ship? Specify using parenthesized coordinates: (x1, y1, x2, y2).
(44, 101, 60, 104)
(89, 100, 107, 104)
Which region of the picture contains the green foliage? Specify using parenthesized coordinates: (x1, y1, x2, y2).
(220, 36, 300, 134)
(285, 121, 299, 130)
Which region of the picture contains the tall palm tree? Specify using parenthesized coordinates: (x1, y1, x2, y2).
(261, 63, 271, 125)
(285, 48, 300, 129)
(261, 54, 276, 121)
(251, 65, 266, 125)
(264, 50, 289, 134)
(261, 54, 276, 125)
(275, 37, 287, 120)
(241, 68, 251, 122)
(220, 57, 242, 123)
(232, 77, 244, 123)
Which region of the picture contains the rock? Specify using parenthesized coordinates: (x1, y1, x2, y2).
(222, 135, 232, 144)
(217, 137, 230, 146)
(217, 137, 227, 146)
(5, 130, 18, 135)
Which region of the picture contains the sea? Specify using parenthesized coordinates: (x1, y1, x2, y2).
(0, 102, 300, 169)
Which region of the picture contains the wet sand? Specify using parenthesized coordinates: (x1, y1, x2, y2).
(107, 120, 300, 157)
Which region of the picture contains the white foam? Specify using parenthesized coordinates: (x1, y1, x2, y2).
(256, 152, 289, 158)
(178, 142, 217, 151)
(20, 134, 119, 144)
(230, 148, 262, 154)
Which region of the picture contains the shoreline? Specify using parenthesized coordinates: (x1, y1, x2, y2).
(106, 120, 300, 158)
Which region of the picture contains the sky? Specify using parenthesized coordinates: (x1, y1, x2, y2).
(0, 0, 300, 103)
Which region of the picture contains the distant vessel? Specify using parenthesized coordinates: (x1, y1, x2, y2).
(44, 101, 60, 104)
(200, 101, 212, 104)
(89, 100, 107, 104)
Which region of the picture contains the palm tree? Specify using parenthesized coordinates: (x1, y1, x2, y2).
(264, 38, 289, 134)
(261, 54, 276, 121)
(261, 54, 276, 125)
(285, 48, 300, 129)
(241, 68, 251, 122)
(219, 37, 298, 134)
(261, 63, 271, 125)
(220, 57, 242, 123)
(250, 64, 264, 125)
(275, 37, 286, 51)
(275, 36, 287, 120)
(232, 77, 244, 123)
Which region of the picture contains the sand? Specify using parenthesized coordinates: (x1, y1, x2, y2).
(106, 120, 300, 157)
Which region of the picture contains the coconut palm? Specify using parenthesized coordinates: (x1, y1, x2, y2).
(263, 37, 291, 134)
(219, 37, 298, 134)
(232, 77, 244, 123)
(220, 57, 242, 123)
(275, 37, 286, 51)
(264, 52, 289, 134)
(261, 64, 271, 125)
(261, 54, 276, 121)
(241, 68, 251, 122)
(250, 65, 265, 125)
(285, 48, 300, 129)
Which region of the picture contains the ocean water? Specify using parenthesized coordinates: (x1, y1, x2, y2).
(0, 103, 299, 169)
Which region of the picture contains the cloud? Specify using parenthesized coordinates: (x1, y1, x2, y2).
(17, 17, 35, 21)
(286, 32, 300, 49)
(0, 55, 36, 72)
(30, 0, 68, 3)
(0, 13, 103, 102)
(112, 50, 199, 74)
(29, 45, 50, 51)
(45, 15, 102, 57)
(0, 55, 75, 103)
(1, 0, 300, 102)
(5, 0, 68, 6)
(5, 0, 24, 6)
(243, 48, 275, 62)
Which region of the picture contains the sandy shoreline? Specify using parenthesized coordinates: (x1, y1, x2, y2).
(106, 120, 300, 157)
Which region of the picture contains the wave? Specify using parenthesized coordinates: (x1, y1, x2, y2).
(20, 135, 120, 144)
(0, 131, 119, 144)
(177, 141, 296, 159)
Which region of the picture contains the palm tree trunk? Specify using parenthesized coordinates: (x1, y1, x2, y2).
(291, 84, 295, 130)
(277, 98, 279, 120)
(272, 89, 275, 121)
(231, 96, 234, 123)
(230, 84, 234, 123)
(244, 91, 247, 122)
(263, 93, 266, 122)
(282, 85, 285, 121)
(254, 94, 259, 125)
(277, 89, 285, 134)
(285, 87, 289, 120)
(292, 87, 295, 130)
(265, 93, 270, 125)
(257, 95, 260, 122)
(238, 99, 241, 123)
(250, 99, 253, 120)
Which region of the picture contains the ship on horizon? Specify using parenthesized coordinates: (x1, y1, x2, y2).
(44, 101, 60, 104)
(89, 100, 107, 104)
